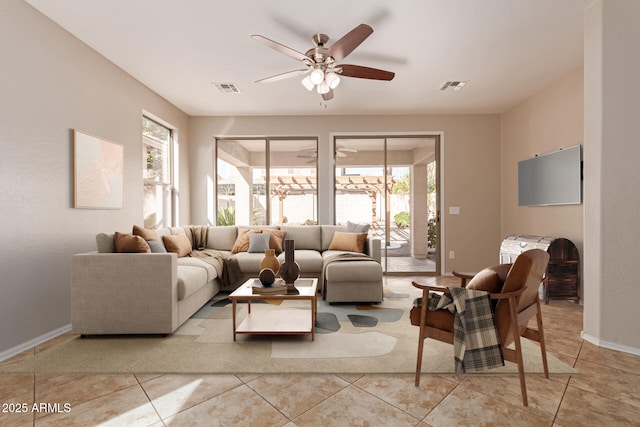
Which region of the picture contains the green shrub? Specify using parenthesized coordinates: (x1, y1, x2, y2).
(217, 207, 235, 226)
(428, 218, 436, 248)
(394, 211, 410, 228)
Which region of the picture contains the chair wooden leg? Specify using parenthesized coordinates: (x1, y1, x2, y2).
(535, 296, 549, 378)
(415, 290, 428, 387)
(509, 296, 528, 406)
(415, 329, 424, 386)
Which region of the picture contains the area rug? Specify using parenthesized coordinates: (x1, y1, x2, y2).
(2, 282, 577, 375)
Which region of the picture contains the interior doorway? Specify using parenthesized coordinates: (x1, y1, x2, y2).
(334, 135, 440, 274)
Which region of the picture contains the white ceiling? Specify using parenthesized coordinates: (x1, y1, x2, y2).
(25, 0, 593, 117)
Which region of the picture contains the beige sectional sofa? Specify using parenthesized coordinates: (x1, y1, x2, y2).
(71, 224, 382, 335)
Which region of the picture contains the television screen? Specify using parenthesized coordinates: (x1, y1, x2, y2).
(518, 145, 582, 206)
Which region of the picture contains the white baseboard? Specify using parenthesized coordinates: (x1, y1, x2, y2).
(581, 332, 640, 356)
(0, 324, 71, 362)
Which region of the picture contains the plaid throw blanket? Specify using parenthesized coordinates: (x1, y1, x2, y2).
(427, 288, 504, 377)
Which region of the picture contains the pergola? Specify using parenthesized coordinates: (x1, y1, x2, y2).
(270, 175, 396, 230)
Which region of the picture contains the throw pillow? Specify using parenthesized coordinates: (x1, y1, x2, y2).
(114, 232, 151, 253)
(466, 264, 512, 294)
(147, 239, 167, 253)
(162, 234, 192, 257)
(231, 228, 261, 254)
(328, 231, 367, 253)
(346, 221, 370, 233)
(261, 228, 286, 253)
(132, 225, 160, 241)
(248, 233, 271, 253)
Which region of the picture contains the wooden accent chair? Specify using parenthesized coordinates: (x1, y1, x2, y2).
(411, 249, 550, 406)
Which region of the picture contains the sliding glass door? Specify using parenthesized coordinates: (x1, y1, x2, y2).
(334, 136, 439, 274)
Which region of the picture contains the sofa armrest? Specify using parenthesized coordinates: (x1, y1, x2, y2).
(366, 237, 382, 264)
(71, 252, 178, 335)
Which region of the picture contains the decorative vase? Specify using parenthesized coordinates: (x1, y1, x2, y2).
(279, 239, 300, 284)
(260, 249, 280, 275)
(258, 268, 276, 286)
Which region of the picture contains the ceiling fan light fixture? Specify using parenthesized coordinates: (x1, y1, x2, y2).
(325, 71, 340, 89)
(310, 68, 325, 85)
(301, 75, 314, 91)
(316, 81, 330, 94)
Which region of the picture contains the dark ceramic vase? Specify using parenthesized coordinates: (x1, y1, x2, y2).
(258, 268, 276, 286)
(279, 239, 300, 284)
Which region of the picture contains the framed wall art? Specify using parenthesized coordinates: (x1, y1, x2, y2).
(73, 130, 124, 209)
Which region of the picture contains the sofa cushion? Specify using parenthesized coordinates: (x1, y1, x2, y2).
(248, 233, 270, 253)
(163, 234, 192, 257)
(177, 257, 218, 282)
(207, 226, 237, 251)
(233, 252, 267, 273)
(277, 250, 323, 274)
(324, 258, 382, 281)
(280, 225, 321, 251)
(328, 231, 367, 253)
(114, 232, 151, 253)
(177, 265, 208, 301)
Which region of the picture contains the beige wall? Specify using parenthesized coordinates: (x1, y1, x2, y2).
(500, 68, 584, 276)
(0, 0, 190, 356)
(189, 114, 502, 274)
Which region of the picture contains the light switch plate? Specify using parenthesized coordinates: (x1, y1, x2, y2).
(449, 206, 460, 215)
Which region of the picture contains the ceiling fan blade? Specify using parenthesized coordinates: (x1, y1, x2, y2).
(327, 24, 373, 62)
(339, 64, 395, 81)
(321, 89, 334, 101)
(255, 69, 308, 84)
(251, 35, 309, 62)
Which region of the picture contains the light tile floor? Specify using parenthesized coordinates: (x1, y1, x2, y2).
(2, 276, 640, 426)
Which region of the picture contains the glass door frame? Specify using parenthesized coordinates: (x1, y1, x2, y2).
(332, 133, 442, 276)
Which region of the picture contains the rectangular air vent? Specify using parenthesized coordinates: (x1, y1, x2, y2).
(440, 81, 468, 91)
(213, 82, 241, 93)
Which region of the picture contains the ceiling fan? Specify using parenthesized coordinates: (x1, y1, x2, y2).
(252, 23, 395, 100)
(297, 146, 357, 163)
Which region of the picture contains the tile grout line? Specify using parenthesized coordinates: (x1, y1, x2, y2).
(134, 373, 166, 426)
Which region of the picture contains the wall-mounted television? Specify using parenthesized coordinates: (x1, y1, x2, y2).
(518, 144, 582, 206)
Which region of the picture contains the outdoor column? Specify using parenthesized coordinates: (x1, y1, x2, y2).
(235, 166, 252, 225)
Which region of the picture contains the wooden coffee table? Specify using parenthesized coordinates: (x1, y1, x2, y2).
(228, 278, 318, 341)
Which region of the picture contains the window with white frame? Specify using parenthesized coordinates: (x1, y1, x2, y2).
(142, 116, 173, 229)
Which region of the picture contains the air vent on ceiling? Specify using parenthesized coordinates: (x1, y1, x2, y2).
(440, 81, 468, 91)
(212, 82, 241, 93)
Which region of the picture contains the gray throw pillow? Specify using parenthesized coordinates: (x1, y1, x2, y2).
(248, 233, 270, 253)
(346, 221, 370, 233)
(147, 239, 167, 253)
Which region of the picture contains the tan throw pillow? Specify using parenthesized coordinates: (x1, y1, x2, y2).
(261, 228, 285, 253)
(231, 228, 261, 254)
(328, 231, 367, 253)
(114, 232, 151, 253)
(162, 234, 192, 257)
(132, 225, 159, 241)
(466, 264, 512, 293)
